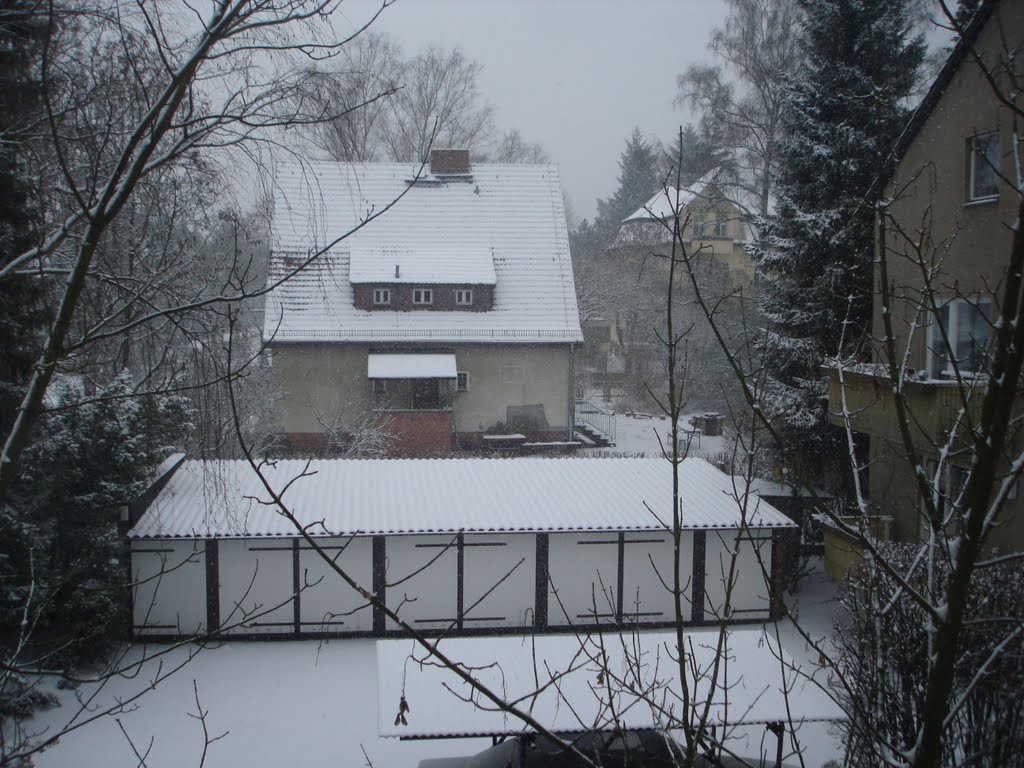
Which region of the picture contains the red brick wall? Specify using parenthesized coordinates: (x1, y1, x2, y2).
(275, 432, 330, 454)
(382, 411, 454, 457)
(353, 284, 494, 312)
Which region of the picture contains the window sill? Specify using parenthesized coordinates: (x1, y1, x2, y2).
(962, 196, 999, 208)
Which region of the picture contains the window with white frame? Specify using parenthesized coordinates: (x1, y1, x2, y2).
(692, 212, 706, 238)
(373, 288, 391, 305)
(713, 215, 728, 238)
(413, 288, 433, 305)
(967, 131, 1000, 201)
(455, 289, 473, 306)
(927, 298, 992, 377)
(456, 371, 468, 392)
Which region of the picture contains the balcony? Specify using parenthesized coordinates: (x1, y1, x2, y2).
(824, 364, 986, 445)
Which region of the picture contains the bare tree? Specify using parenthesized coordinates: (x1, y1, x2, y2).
(377, 44, 494, 162)
(675, 0, 803, 218)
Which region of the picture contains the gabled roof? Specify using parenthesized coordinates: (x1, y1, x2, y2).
(263, 162, 582, 344)
(127, 457, 797, 539)
(885, 0, 998, 181)
(621, 169, 723, 225)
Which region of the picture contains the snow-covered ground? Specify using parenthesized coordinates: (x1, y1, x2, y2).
(27, 565, 843, 768)
(581, 410, 731, 460)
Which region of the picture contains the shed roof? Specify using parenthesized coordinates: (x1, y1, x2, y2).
(377, 628, 843, 738)
(128, 457, 797, 540)
(264, 162, 582, 344)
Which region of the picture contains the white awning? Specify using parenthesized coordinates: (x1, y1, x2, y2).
(367, 353, 457, 379)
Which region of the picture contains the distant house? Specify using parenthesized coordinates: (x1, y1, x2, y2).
(616, 172, 756, 288)
(127, 457, 798, 639)
(264, 150, 583, 456)
(824, 0, 1024, 547)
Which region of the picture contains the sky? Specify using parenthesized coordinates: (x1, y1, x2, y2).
(333, 0, 729, 224)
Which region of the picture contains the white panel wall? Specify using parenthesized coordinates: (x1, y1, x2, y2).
(547, 532, 619, 625)
(132, 540, 206, 635)
(219, 540, 295, 634)
(704, 530, 773, 620)
(299, 537, 374, 633)
(621, 531, 693, 623)
(385, 535, 458, 630)
(462, 534, 535, 629)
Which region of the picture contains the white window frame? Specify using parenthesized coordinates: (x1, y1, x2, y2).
(455, 289, 473, 306)
(373, 288, 391, 305)
(713, 216, 728, 238)
(456, 371, 469, 392)
(926, 297, 992, 378)
(967, 131, 1000, 202)
(413, 288, 433, 305)
(692, 212, 706, 238)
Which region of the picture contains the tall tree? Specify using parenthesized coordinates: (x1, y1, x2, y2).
(753, 0, 925, 479)
(594, 127, 660, 239)
(660, 123, 730, 187)
(676, 0, 803, 218)
(0, 1, 47, 436)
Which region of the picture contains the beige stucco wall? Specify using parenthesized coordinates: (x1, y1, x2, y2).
(271, 343, 572, 436)
(864, 5, 1024, 551)
(875, 2, 1023, 371)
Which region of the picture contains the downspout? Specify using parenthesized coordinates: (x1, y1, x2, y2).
(568, 343, 576, 441)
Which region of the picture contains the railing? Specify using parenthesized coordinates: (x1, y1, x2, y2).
(575, 399, 616, 443)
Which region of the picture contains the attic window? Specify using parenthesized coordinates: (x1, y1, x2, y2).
(413, 288, 433, 305)
(455, 289, 473, 306)
(967, 132, 1000, 201)
(373, 288, 391, 305)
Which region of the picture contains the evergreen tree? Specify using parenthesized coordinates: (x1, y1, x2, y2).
(594, 127, 660, 239)
(0, 2, 47, 435)
(661, 123, 731, 186)
(753, 0, 924, 479)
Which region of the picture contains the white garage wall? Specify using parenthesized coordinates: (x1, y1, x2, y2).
(385, 535, 458, 630)
(219, 540, 295, 634)
(132, 540, 206, 635)
(462, 534, 536, 629)
(621, 531, 693, 623)
(704, 530, 773, 620)
(299, 537, 374, 634)
(547, 532, 619, 626)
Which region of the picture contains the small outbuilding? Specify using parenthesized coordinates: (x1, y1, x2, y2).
(127, 457, 797, 640)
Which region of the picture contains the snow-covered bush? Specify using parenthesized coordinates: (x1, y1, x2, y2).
(836, 543, 1024, 767)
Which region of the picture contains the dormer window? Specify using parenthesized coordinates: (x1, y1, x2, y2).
(373, 288, 391, 305)
(455, 289, 474, 306)
(413, 288, 433, 305)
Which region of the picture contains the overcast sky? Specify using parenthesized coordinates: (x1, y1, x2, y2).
(334, 0, 729, 224)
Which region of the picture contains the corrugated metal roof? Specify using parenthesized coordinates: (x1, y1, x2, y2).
(264, 162, 582, 344)
(377, 629, 844, 738)
(128, 457, 796, 539)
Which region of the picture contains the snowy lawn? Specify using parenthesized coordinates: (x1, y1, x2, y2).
(28, 565, 843, 768)
(581, 410, 732, 460)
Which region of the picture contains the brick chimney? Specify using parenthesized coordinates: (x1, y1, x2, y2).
(430, 149, 471, 175)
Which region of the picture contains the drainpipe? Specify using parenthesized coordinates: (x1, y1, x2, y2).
(568, 344, 576, 440)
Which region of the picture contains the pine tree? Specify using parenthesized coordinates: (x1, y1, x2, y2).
(0, 2, 47, 436)
(661, 123, 731, 186)
(753, 0, 925, 478)
(594, 127, 660, 239)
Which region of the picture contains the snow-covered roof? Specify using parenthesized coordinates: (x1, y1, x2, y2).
(622, 184, 702, 224)
(128, 457, 797, 539)
(377, 628, 843, 738)
(349, 245, 496, 285)
(264, 162, 581, 344)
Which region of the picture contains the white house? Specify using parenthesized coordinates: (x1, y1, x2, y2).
(127, 457, 797, 640)
(264, 150, 583, 456)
